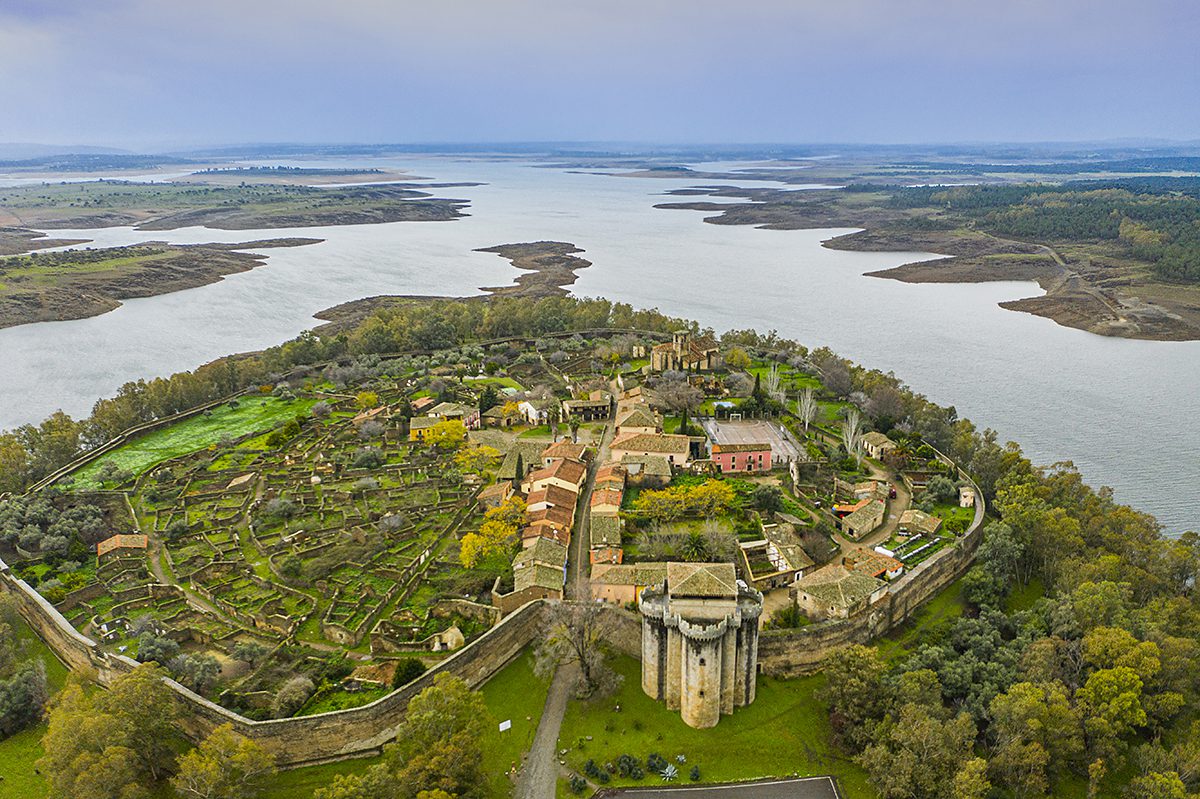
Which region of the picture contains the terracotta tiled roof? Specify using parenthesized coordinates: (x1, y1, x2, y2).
(526, 458, 587, 487)
(526, 484, 578, 510)
(591, 562, 668, 587)
(590, 488, 624, 508)
(96, 534, 148, 558)
(542, 440, 588, 462)
(478, 480, 512, 501)
(528, 503, 575, 530)
(615, 405, 659, 431)
(712, 442, 771, 454)
(844, 548, 904, 579)
(795, 564, 884, 609)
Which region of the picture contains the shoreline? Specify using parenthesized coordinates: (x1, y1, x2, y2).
(0, 238, 322, 330)
(654, 187, 1200, 342)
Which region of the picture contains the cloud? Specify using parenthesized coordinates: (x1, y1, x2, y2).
(0, 0, 1196, 146)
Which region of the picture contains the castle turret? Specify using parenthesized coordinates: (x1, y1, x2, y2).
(638, 562, 763, 728)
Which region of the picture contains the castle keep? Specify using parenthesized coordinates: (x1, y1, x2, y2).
(638, 562, 763, 728)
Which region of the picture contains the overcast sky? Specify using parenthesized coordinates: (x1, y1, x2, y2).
(1, 0, 1197, 149)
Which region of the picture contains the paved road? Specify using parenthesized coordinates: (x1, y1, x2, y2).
(567, 417, 613, 600)
(605, 776, 841, 798)
(514, 663, 577, 799)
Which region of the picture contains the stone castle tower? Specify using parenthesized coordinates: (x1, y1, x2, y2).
(638, 562, 763, 728)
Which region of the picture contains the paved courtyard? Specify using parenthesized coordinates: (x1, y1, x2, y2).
(604, 776, 841, 799)
(700, 418, 804, 464)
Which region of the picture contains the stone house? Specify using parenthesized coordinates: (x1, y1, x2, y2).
(541, 440, 589, 466)
(610, 432, 692, 468)
(862, 431, 898, 460)
(477, 480, 513, 510)
(792, 564, 887, 621)
(619, 453, 674, 487)
(521, 458, 587, 495)
(899, 509, 943, 536)
(841, 499, 887, 540)
(96, 534, 148, 564)
(562, 394, 612, 422)
(738, 524, 815, 591)
(590, 562, 668, 605)
(615, 404, 661, 436)
(958, 485, 977, 508)
(844, 548, 905, 580)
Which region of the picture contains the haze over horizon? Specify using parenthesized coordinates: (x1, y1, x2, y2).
(1, 0, 1197, 151)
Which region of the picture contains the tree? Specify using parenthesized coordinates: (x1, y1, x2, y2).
(425, 419, 467, 451)
(1076, 666, 1147, 758)
(454, 445, 502, 474)
(765, 362, 786, 404)
(535, 603, 621, 698)
(1126, 772, 1188, 799)
(272, 676, 314, 718)
(953, 758, 992, 799)
(355, 391, 379, 410)
(724, 347, 751, 370)
(989, 680, 1084, 790)
(477, 385, 499, 414)
(841, 408, 864, 468)
(798, 388, 817, 432)
(0, 660, 49, 737)
(391, 658, 426, 689)
(40, 665, 179, 796)
(459, 519, 518, 569)
(858, 703, 976, 799)
(816, 645, 888, 752)
(752, 484, 784, 515)
(654, 377, 703, 414)
(172, 723, 276, 799)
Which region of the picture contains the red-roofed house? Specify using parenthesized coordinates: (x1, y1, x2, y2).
(96, 534, 148, 563)
(521, 458, 587, 495)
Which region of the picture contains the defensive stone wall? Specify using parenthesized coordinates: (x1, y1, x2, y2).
(758, 459, 986, 676)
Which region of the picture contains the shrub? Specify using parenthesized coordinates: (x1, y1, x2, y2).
(272, 675, 315, 718)
(352, 448, 384, 470)
(391, 658, 426, 688)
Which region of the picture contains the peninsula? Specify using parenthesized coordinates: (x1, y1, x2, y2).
(0, 238, 321, 329)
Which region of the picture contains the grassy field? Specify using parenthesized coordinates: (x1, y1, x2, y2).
(0, 614, 70, 799)
(71, 395, 316, 488)
(875, 575, 967, 664)
(556, 655, 872, 797)
(479, 649, 553, 797)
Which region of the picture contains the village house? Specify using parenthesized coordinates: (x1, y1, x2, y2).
(480, 404, 522, 428)
(589, 487, 623, 515)
(493, 538, 567, 614)
(589, 512, 623, 559)
(517, 399, 554, 426)
(615, 404, 661, 436)
(899, 508, 943, 536)
(541, 439, 589, 466)
(594, 462, 627, 491)
(410, 396, 436, 413)
(710, 442, 772, 474)
(562, 392, 612, 422)
(525, 483, 578, 514)
(610, 431, 692, 468)
(407, 416, 439, 442)
(841, 499, 887, 540)
(958, 484, 977, 508)
(862, 431, 898, 460)
(792, 563, 887, 621)
(497, 441, 545, 483)
(96, 534, 148, 564)
(738, 523, 815, 591)
(619, 453, 673, 487)
(590, 562, 668, 605)
(521, 458, 587, 495)
(650, 330, 722, 372)
(521, 519, 571, 548)
(844, 548, 905, 580)
(477, 480, 513, 510)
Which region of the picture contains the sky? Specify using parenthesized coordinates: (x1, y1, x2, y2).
(0, 0, 1197, 150)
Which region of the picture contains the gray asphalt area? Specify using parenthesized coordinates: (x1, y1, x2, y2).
(603, 776, 841, 798)
(700, 418, 803, 464)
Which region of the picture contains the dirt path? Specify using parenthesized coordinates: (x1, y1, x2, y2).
(515, 663, 577, 799)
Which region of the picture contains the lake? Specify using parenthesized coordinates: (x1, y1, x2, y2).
(1, 157, 1196, 534)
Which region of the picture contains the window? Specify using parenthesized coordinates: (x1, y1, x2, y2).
(699, 658, 706, 667)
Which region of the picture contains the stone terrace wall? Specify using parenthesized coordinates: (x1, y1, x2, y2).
(0, 554, 554, 767)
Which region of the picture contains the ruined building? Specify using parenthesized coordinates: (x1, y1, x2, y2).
(638, 562, 763, 728)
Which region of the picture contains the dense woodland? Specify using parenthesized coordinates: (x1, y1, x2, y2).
(885, 180, 1200, 283)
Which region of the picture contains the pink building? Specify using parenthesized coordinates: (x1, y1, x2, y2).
(711, 443, 771, 473)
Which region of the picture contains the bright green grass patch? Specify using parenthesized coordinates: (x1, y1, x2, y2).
(71, 395, 317, 488)
(1006, 577, 1045, 613)
(875, 575, 967, 664)
(260, 755, 380, 799)
(556, 655, 871, 797)
(480, 649, 552, 797)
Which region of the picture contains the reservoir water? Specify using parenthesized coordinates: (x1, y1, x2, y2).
(1, 157, 1197, 534)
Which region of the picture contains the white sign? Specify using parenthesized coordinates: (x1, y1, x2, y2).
(498, 719, 512, 732)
